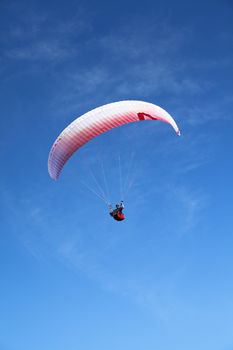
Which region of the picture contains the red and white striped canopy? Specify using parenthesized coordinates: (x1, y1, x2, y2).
(48, 100, 180, 180)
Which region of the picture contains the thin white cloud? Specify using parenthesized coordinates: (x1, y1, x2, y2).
(167, 185, 208, 237)
(48, 20, 211, 118)
(55, 237, 180, 322)
(2, 9, 91, 62)
(7, 41, 76, 61)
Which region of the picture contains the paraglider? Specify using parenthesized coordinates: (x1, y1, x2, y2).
(109, 201, 125, 221)
(48, 100, 180, 221)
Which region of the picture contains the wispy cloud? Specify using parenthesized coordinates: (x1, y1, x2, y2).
(48, 19, 214, 118)
(7, 41, 76, 61)
(2, 8, 91, 63)
(55, 237, 181, 322)
(171, 186, 208, 236)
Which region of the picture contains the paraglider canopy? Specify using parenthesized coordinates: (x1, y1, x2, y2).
(48, 100, 180, 180)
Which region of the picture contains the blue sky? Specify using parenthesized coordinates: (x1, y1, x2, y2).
(1, 0, 233, 349)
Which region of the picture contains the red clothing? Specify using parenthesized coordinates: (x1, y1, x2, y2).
(113, 211, 125, 221)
